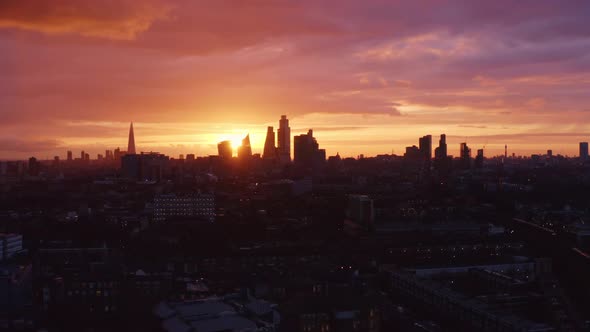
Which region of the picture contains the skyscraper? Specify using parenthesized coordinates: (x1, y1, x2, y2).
(238, 134, 252, 160)
(67, 150, 73, 161)
(460, 142, 471, 169)
(294, 129, 325, 169)
(475, 148, 484, 168)
(263, 126, 277, 160)
(419, 135, 432, 160)
(277, 115, 291, 163)
(217, 141, 232, 159)
(128, 122, 136, 155)
(434, 134, 447, 159)
(580, 142, 588, 161)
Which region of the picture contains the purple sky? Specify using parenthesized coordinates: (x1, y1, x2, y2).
(1, 0, 590, 159)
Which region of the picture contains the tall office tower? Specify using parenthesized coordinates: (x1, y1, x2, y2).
(277, 115, 291, 163)
(127, 122, 136, 154)
(505, 145, 508, 159)
(580, 142, 589, 161)
(294, 129, 326, 168)
(460, 142, 471, 169)
(67, 150, 73, 161)
(105, 150, 113, 160)
(217, 141, 232, 159)
(434, 134, 447, 159)
(475, 149, 484, 168)
(238, 134, 253, 159)
(460, 143, 471, 159)
(418, 135, 432, 160)
(263, 126, 277, 160)
(81, 151, 85, 160)
(547, 150, 553, 157)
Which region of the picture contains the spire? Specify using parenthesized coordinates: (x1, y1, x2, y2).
(127, 122, 136, 154)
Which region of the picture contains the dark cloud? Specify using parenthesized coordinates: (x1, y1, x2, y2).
(0, 0, 171, 40)
(0, 138, 63, 152)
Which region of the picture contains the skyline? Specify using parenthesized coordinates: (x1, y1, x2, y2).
(4, 117, 590, 161)
(2, 1, 590, 158)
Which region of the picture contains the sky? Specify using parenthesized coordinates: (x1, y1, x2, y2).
(1, 0, 590, 160)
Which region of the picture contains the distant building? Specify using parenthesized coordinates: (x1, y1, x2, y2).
(217, 140, 232, 159)
(460, 142, 471, 169)
(475, 149, 484, 168)
(122, 152, 169, 181)
(580, 142, 588, 160)
(294, 129, 325, 169)
(434, 134, 447, 159)
(67, 150, 73, 161)
(277, 115, 291, 164)
(404, 145, 422, 160)
(153, 193, 215, 222)
(419, 135, 432, 160)
(0, 233, 23, 260)
(127, 122, 136, 154)
(547, 150, 553, 157)
(114, 148, 122, 160)
(186, 154, 195, 161)
(263, 126, 277, 160)
(347, 195, 374, 231)
(28, 157, 40, 176)
(238, 134, 253, 160)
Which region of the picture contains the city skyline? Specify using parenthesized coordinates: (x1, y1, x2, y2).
(2, 1, 590, 159)
(4, 116, 590, 162)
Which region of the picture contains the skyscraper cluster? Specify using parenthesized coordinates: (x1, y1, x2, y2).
(217, 115, 299, 166)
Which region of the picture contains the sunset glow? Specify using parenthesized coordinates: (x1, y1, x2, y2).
(2, 0, 590, 159)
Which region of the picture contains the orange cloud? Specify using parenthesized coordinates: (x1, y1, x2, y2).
(0, 0, 171, 40)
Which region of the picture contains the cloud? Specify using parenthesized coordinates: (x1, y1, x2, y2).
(0, 0, 171, 40)
(0, 138, 63, 152)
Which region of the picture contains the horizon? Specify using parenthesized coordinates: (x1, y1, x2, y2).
(0, 118, 586, 162)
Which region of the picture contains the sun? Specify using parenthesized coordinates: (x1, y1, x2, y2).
(230, 137, 242, 151)
(215, 133, 245, 156)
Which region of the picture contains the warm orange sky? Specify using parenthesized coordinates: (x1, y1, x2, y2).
(1, 0, 590, 159)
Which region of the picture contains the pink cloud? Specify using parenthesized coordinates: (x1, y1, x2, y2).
(0, 0, 172, 40)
